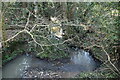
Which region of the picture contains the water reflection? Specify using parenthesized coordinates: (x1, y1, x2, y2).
(71, 50, 96, 71)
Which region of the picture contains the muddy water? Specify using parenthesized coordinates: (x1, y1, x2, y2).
(2, 49, 100, 78)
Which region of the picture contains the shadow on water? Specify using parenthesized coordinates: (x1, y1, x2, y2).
(2, 49, 101, 78)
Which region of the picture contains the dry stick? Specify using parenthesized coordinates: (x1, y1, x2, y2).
(82, 43, 120, 75)
(1, 23, 72, 47)
(1, 9, 30, 43)
(30, 24, 37, 32)
(105, 63, 119, 76)
(102, 60, 119, 76)
(1, 30, 26, 43)
(26, 8, 36, 18)
(24, 11, 31, 29)
(26, 8, 69, 46)
(29, 18, 73, 47)
(24, 30, 44, 55)
(101, 46, 120, 75)
(8, 25, 24, 27)
(30, 22, 49, 32)
(1, 29, 45, 54)
(84, 44, 102, 49)
(25, 29, 72, 54)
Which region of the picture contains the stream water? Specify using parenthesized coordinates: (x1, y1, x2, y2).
(2, 49, 100, 78)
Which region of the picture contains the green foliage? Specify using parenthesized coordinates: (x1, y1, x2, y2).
(2, 40, 27, 63)
(38, 45, 69, 60)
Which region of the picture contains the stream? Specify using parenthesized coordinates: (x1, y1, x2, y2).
(2, 49, 100, 78)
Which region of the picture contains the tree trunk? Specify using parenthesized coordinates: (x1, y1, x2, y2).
(2, 16, 8, 47)
(62, 2, 67, 21)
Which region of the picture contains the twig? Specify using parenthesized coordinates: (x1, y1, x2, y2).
(24, 11, 31, 29)
(101, 45, 120, 75)
(1, 30, 26, 43)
